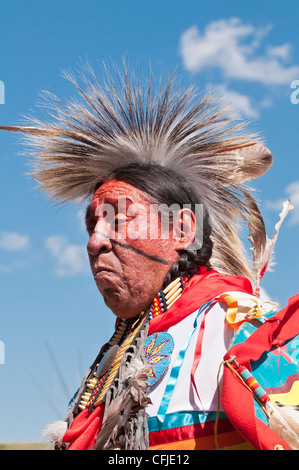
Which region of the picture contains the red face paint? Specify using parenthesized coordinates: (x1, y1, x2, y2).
(86, 180, 180, 319)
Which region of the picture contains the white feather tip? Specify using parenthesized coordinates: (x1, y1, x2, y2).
(42, 420, 68, 448)
(267, 401, 299, 450)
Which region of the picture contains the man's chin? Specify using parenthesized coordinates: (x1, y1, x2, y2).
(102, 289, 141, 319)
(102, 287, 120, 306)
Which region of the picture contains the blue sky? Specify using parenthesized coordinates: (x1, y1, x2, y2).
(0, 0, 299, 443)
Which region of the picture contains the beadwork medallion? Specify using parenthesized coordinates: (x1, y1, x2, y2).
(144, 332, 174, 387)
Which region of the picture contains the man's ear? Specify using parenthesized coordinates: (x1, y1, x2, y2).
(173, 208, 196, 251)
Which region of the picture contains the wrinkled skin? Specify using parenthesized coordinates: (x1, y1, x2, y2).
(86, 180, 196, 319)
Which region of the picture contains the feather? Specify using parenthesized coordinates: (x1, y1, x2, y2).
(0, 62, 274, 279)
(253, 199, 294, 291)
(92, 316, 151, 450)
(92, 396, 123, 449)
(93, 360, 151, 450)
(267, 401, 299, 450)
(219, 142, 273, 185)
(244, 191, 267, 294)
(0, 125, 63, 136)
(41, 420, 68, 448)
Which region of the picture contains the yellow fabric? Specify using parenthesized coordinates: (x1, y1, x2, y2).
(220, 293, 264, 330)
(269, 380, 299, 406)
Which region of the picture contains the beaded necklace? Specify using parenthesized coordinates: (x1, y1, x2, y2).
(77, 274, 190, 412)
(78, 313, 147, 411)
(149, 275, 190, 319)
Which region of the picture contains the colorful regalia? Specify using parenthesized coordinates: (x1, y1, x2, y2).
(1, 62, 298, 450)
(53, 268, 299, 451)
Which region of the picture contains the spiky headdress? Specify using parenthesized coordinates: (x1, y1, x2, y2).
(0, 62, 274, 281)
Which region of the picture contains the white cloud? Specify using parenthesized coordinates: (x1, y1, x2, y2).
(0, 231, 29, 251)
(208, 83, 259, 118)
(179, 18, 299, 85)
(266, 181, 299, 226)
(45, 235, 89, 277)
(267, 44, 291, 61)
(0, 261, 27, 273)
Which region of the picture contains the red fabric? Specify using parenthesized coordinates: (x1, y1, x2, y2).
(62, 402, 105, 450)
(221, 294, 299, 450)
(148, 268, 253, 334)
(149, 416, 235, 447)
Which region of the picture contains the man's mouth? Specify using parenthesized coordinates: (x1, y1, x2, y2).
(93, 267, 114, 280)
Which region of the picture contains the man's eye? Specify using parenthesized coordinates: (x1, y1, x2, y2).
(114, 216, 126, 226)
(86, 226, 94, 236)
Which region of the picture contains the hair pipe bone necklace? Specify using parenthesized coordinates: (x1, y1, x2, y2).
(78, 275, 190, 411)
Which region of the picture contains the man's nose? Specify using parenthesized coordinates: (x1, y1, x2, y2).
(86, 221, 113, 257)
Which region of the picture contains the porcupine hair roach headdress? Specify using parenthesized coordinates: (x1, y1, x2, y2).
(0, 61, 274, 282)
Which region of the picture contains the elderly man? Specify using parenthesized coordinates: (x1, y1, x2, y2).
(1, 65, 299, 451)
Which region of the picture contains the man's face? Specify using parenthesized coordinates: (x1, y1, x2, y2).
(85, 180, 180, 319)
